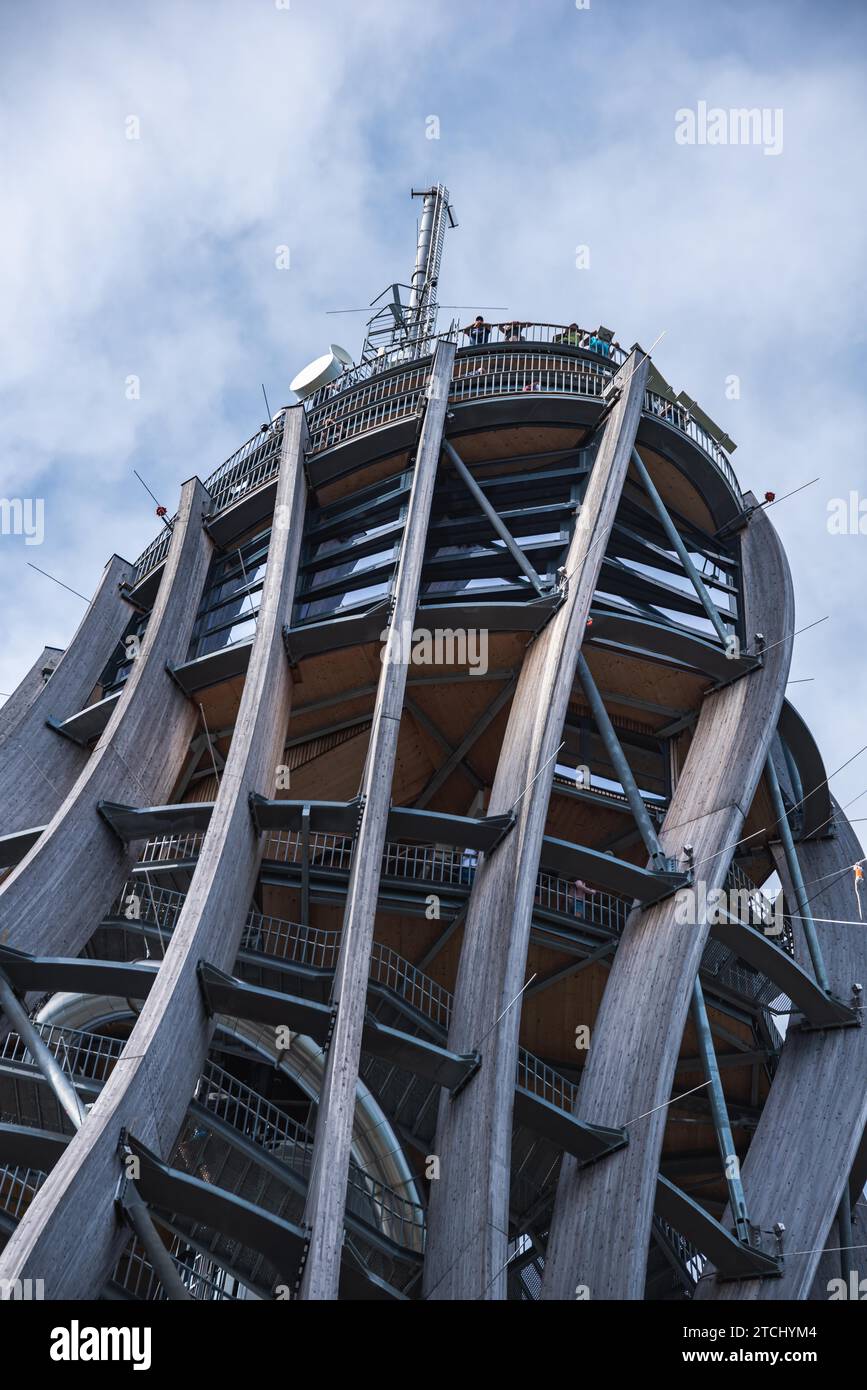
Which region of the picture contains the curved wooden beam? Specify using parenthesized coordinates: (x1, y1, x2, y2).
(0, 482, 211, 961)
(0, 411, 308, 1298)
(778, 699, 831, 840)
(0, 646, 61, 739)
(699, 798, 867, 1301)
(541, 499, 794, 1300)
(0, 557, 132, 835)
(423, 353, 650, 1301)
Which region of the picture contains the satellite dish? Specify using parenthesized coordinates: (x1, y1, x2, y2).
(290, 345, 355, 401)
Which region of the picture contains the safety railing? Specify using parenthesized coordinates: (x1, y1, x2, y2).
(113, 1232, 243, 1302)
(449, 350, 612, 410)
(644, 389, 740, 495)
(193, 1059, 425, 1253)
(305, 362, 430, 454)
(204, 416, 285, 515)
(651, 1213, 704, 1293)
(726, 860, 794, 957)
(130, 324, 741, 583)
(131, 527, 174, 587)
(135, 830, 782, 962)
(105, 880, 583, 1125)
(0, 1020, 122, 1084)
(0, 1164, 45, 1223)
(0, 1015, 425, 1257)
(131, 417, 284, 587)
(515, 1049, 579, 1113)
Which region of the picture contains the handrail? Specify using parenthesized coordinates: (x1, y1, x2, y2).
(0, 1019, 425, 1254)
(131, 830, 793, 1021)
(0, 1163, 242, 1300)
(129, 326, 741, 584)
(104, 879, 580, 1119)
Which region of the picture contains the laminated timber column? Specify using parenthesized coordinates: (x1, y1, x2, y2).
(423, 352, 649, 1302)
(0, 480, 211, 962)
(0, 556, 132, 833)
(0, 646, 61, 739)
(700, 797, 867, 1301)
(299, 340, 456, 1301)
(542, 500, 794, 1300)
(0, 407, 309, 1298)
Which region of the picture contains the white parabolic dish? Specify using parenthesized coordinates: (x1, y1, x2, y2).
(290, 345, 354, 399)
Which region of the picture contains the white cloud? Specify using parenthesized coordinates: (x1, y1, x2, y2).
(1, 0, 865, 838)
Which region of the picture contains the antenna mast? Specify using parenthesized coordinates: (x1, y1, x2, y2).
(361, 183, 457, 365)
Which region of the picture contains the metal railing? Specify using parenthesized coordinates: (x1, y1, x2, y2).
(0, 1162, 242, 1301)
(113, 1231, 243, 1302)
(131, 417, 284, 587)
(652, 1213, 704, 1294)
(131, 527, 174, 586)
(0, 1017, 425, 1257)
(204, 416, 285, 515)
(0, 1019, 121, 1083)
(305, 362, 430, 454)
(0, 1164, 45, 1223)
(134, 831, 784, 967)
(107, 879, 583, 1121)
(644, 388, 740, 495)
(194, 1060, 425, 1253)
(130, 324, 741, 584)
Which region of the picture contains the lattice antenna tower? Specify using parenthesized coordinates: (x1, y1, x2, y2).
(361, 184, 458, 364)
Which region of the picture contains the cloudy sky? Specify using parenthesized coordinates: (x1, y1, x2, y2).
(1, 0, 865, 844)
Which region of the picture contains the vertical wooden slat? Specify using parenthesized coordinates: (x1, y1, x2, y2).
(0, 408, 308, 1298)
(422, 353, 649, 1301)
(0, 557, 132, 833)
(299, 340, 455, 1301)
(0, 482, 212, 962)
(542, 500, 795, 1300)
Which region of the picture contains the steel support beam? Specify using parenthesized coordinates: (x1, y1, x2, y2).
(405, 698, 484, 800)
(0, 973, 87, 1130)
(766, 747, 831, 993)
(630, 446, 730, 646)
(690, 977, 751, 1244)
(574, 650, 668, 871)
(442, 438, 548, 596)
(118, 1183, 193, 1302)
(299, 340, 456, 1300)
(423, 351, 650, 1301)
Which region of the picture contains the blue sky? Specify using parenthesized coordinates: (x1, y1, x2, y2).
(1, 0, 865, 841)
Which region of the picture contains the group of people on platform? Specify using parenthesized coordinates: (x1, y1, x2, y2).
(461, 316, 616, 358)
